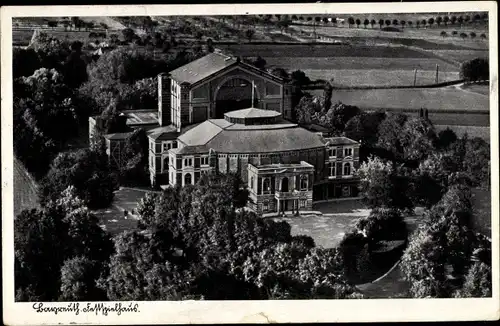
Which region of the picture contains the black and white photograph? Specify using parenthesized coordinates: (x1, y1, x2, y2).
(1, 2, 498, 324)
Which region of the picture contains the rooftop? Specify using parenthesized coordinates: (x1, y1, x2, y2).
(224, 108, 281, 119)
(176, 108, 326, 154)
(169, 52, 237, 84)
(123, 110, 158, 126)
(323, 136, 360, 146)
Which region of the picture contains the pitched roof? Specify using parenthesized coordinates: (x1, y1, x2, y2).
(103, 132, 132, 140)
(224, 107, 281, 119)
(323, 136, 359, 146)
(169, 52, 237, 84)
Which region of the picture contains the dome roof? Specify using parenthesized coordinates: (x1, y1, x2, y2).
(224, 107, 281, 125)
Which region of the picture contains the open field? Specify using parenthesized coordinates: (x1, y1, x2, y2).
(220, 43, 436, 58)
(303, 69, 459, 86)
(297, 24, 488, 49)
(265, 56, 458, 71)
(430, 49, 489, 64)
(434, 125, 490, 140)
(323, 86, 489, 112)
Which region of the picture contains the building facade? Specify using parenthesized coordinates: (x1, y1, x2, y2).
(165, 107, 360, 214)
(158, 51, 294, 129)
(89, 51, 361, 214)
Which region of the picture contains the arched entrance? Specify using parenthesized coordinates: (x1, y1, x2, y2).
(214, 77, 260, 118)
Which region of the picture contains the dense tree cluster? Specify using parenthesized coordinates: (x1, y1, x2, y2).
(400, 185, 492, 298)
(102, 173, 362, 300)
(459, 58, 489, 82)
(13, 68, 80, 178)
(39, 144, 118, 209)
(15, 187, 113, 301)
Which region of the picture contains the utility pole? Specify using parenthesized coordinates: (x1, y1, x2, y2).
(413, 68, 418, 86)
(435, 64, 439, 84)
(251, 80, 255, 107)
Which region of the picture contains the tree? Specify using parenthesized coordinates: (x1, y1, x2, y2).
(416, 20, 420, 29)
(376, 113, 408, 160)
(437, 127, 458, 149)
(480, 33, 487, 40)
(39, 146, 118, 209)
(392, 19, 398, 26)
(436, 16, 443, 26)
(355, 19, 361, 28)
(451, 15, 457, 25)
(440, 31, 447, 38)
(378, 19, 384, 29)
(460, 32, 468, 40)
(122, 27, 136, 43)
(253, 56, 267, 70)
(459, 58, 489, 82)
(421, 19, 427, 27)
(370, 19, 376, 28)
(385, 19, 391, 27)
(12, 47, 42, 78)
(355, 208, 407, 243)
(245, 29, 255, 42)
(344, 111, 386, 148)
(290, 70, 311, 87)
(454, 262, 492, 297)
(16, 187, 113, 301)
(63, 41, 88, 89)
(443, 16, 449, 26)
(452, 30, 458, 36)
(348, 17, 355, 28)
(428, 17, 435, 28)
(470, 32, 476, 39)
(399, 117, 437, 161)
(408, 21, 413, 28)
(401, 20, 406, 29)
(47, 20, 58, 29)
(14, 68, 79, 177)
(464, 15, 471, 24)
(59, 256, 108, 301)
(357, 156, 413, 210)
(458, 16, 464, 26)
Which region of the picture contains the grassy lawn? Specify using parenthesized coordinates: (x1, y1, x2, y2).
(273, 200, 370, 248)
(93, 187, 154, 237)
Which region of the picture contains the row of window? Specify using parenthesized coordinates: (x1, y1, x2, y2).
(162, 141, 178, 152)
(251, 175, 309, 194)
(328, 147, 353, 158)
(262, 199, 307, 212)
(329, 162, 352, 177)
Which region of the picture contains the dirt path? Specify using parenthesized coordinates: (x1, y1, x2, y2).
(13, 157, 39, 217)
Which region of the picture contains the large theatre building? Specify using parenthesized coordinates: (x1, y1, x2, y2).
(164, 107, 360, 214)
(90, 51, 361, 215)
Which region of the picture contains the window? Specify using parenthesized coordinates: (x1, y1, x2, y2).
(328, 147, 336, 157)
(201, 156, 209, 166)
(184, 158, 193, 167)
(263, 178, 271, 194)
(343, 162, 351, 176)
(163, 157, 168, 171)
(172, 141, 178, 148)
(300, 175, 308, 190)
(163, 142, 173, 151)
(263, 200, 269, 211)
(150, 156, 154, 168)
(184, 173, 192, 185)
(342, 186, 351, 197)
(344, 148, 353, 157)
(329, 163, 336, 177)
(299, 199, 306, 208)
(250, 177, 254, 190)
(169, 156, 173, 166)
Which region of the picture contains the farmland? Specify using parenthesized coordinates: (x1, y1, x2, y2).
(311, 85, 489, 112)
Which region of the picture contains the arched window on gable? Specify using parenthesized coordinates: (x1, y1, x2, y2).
(343, 162, 351, 176)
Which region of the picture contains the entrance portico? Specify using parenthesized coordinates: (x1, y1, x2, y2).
(247, 161, 315, 215)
